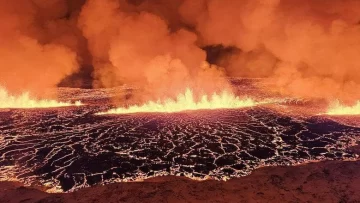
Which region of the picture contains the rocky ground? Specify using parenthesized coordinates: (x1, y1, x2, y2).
(1, 106, 359, 192)
(1, 159, 360, 203)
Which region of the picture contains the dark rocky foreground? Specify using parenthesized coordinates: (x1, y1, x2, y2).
(1, 105, 359, 192)
(1, 160, 360, 203)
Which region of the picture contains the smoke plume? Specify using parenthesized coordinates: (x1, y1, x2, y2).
(180, 0, 360, 103)
(2, 0, 360, 103)
(78, 0, 229, 102)
(0, 0, 88, 96)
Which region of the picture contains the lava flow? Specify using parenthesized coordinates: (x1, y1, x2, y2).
(0, 87, 82, 109)
(325, 100, 360, 116)
(98, 88, 261, 115)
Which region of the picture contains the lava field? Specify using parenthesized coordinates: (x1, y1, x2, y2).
(0, 92, 359, 192)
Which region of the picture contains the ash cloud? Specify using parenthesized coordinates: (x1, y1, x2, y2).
(2, 0, 360, 103)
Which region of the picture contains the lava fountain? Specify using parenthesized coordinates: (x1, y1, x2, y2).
(98, 88, 264, 115)
(325, 100, 360, 115)
(0, 87, 82, 109)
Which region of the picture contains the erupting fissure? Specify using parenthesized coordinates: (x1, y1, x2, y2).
(0, 87, 82, 109)
(325, 100, 360, 115)
(98, 88, 262, 115)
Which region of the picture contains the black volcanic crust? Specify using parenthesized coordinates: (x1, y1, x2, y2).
(1, 160, 360, 203)
(0, 107, 359, 192)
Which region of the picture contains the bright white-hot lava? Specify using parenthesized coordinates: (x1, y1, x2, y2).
(98, 88, 265, 115)
(325, 100, 360, 115)
(0, 87, 82, 109)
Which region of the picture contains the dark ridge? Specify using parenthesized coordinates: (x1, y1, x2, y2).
(58, 65, 94, 89)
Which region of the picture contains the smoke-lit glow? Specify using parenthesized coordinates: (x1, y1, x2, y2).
(98, 88, 262, 114)
(0, 87, 82, 109)
(2, 0, 360, 103)
(325, 100, 360, 115)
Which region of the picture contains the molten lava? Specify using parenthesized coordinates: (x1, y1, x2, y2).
(0, 87, 82, 109)
(99, 88, 262, 115)
(325, 100, 360, 115)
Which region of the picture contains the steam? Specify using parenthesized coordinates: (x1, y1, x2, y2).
(2, 0, 360, 103)
(180, 0, 360, 103)
(0, 0, 85, 96)
(78, 0, 229, 102)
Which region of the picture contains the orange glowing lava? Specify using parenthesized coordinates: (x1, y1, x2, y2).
(0, 87, 82, 109)
(325, 100, 360, 115)
(98, 88, 265, 115)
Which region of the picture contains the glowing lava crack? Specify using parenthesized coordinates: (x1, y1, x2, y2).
(98, 88, 262, 115)
(1, 86, 360, 193)
(0, 87, 82, 109)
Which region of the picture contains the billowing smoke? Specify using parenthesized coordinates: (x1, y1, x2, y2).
(2, 0, 360, 103)
(180, 0, 360, 103)
(78, 0, 229, 102)
(0, 0, 89, 96)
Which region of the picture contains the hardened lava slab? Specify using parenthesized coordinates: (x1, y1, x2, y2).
(0, 105, 359, 192)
